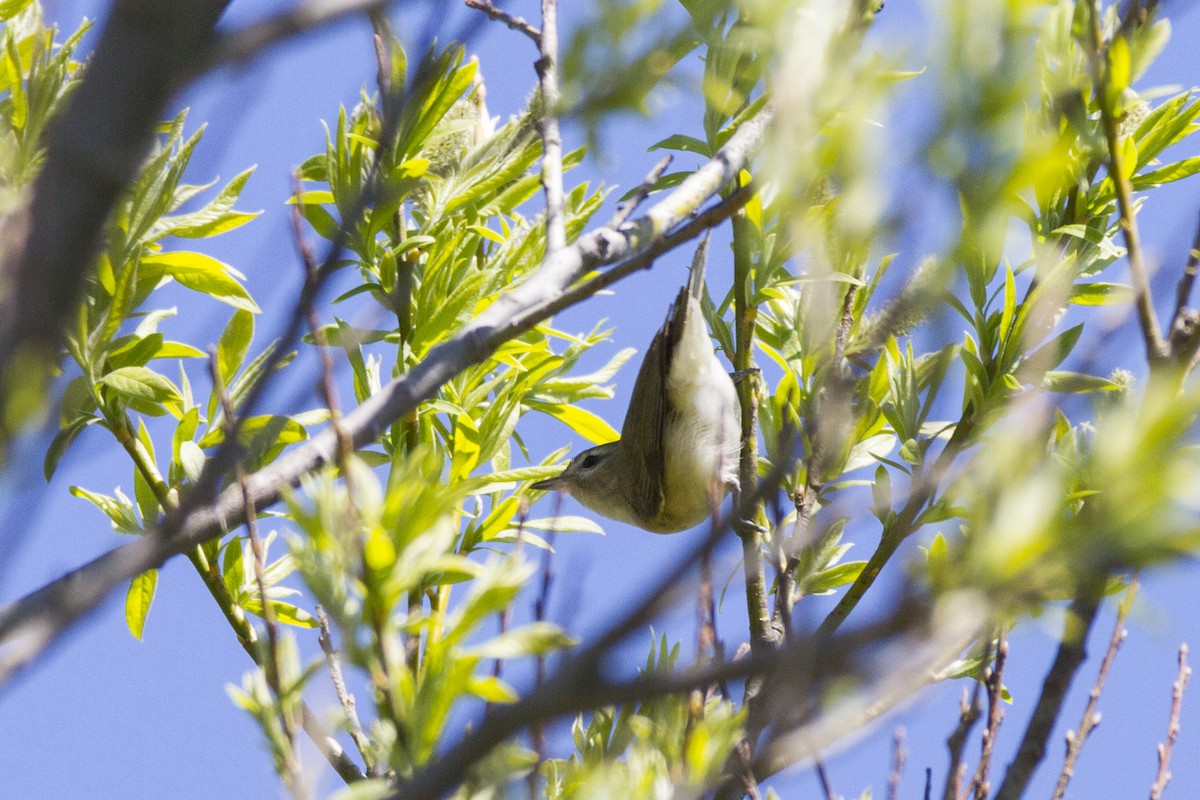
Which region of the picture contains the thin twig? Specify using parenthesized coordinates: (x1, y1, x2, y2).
(1167, 211, 1200, 371)
(535, 0, 566, 256)
(608, 155, 674, 229)
(464, 0, 541, 41)
(944, 686, 983, 800)
(816, 760, 837, 800)
(1149, 644, 1191, 800)
(1053, 576, 1138, 800)
(317, 607, 375, 775)
(969, 631, 1008, 800)
(530, 528, 555, 777)
(994, 575, 1107, 800)
(889, 727, 907, 800)
(1171, 212, 1200, 327)
(211, 352, 306, 799)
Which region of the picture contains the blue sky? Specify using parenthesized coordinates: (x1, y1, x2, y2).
(3, 1, 1200, 798)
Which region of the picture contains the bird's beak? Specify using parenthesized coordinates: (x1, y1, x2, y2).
(531, 474, 564, 492)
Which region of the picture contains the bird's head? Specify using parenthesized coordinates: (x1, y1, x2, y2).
(531, 442, 635, 522)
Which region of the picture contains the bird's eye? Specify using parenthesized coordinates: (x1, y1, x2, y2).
(581, 454, 599, 469)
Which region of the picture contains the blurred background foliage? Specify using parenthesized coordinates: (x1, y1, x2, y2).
(2, 0, 1200, 798)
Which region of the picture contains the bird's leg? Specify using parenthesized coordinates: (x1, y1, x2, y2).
(729, 367, 761, 384)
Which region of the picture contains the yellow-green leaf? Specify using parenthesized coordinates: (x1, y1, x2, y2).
(141, 252, 260, 313)
(125, 569, 157, 640)
(450, 413, 482, 483)
(539, 404, 618, 445)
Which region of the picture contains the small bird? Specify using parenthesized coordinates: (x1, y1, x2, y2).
(531, 237, 740, 533)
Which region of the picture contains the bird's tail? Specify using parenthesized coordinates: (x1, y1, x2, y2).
(687, 233, 710, 301)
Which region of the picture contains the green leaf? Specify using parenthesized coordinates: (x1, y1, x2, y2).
(125, 569, 158, 640)
(70, 485, 142, 534)
(468, 622, 577, 659)
(217, 309, 255, 386)
(649, 133, 711, 156)
(241, 599, 317, 628)
(179, 441, 205, 482)
(141, 252, 260, 313)
(1070, 282, 1133, 306)
(450, 413, 482, 484)
(464, 675, 519, 703)
(0, 0, 35, 21)
(1043, 371, 1122, 393)
(44, 416, 95, 481)
(99, 367, 182, 410)
(804, 561, 867, 595)
(1133, 156, 1200, 189)
(521, 516, 605, 534)
(536, 403, 618, 445)
(1107, 35, 1131, 104)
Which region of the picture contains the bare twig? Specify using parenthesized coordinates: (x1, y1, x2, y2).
(0, 107, 771, 691)
(1149, 644, 1191, 800)
(944, 687, 983, 800)
(1053, 576, 1138, 800)
(608, 155, 674, 230)
(889, 727, 907, 800)
(816, 761, 837, 800)
(1171, 212, 1200, 327)
(969, 632, 1008, 800)
(535, 0, 566, 256)
(531, 530, 555, 771)
(1168, 211, 1200, 370)
(464, 0, 541, 41)
(994, 576, 1107, 800)
(317, 607, 375, 775)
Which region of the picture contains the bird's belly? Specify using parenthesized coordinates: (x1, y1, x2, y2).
(657, 397, 738, 532)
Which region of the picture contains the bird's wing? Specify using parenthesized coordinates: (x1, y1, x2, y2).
(620, 285, 690, 522)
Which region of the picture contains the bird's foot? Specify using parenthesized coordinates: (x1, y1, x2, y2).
(729, 367, 761, 384)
